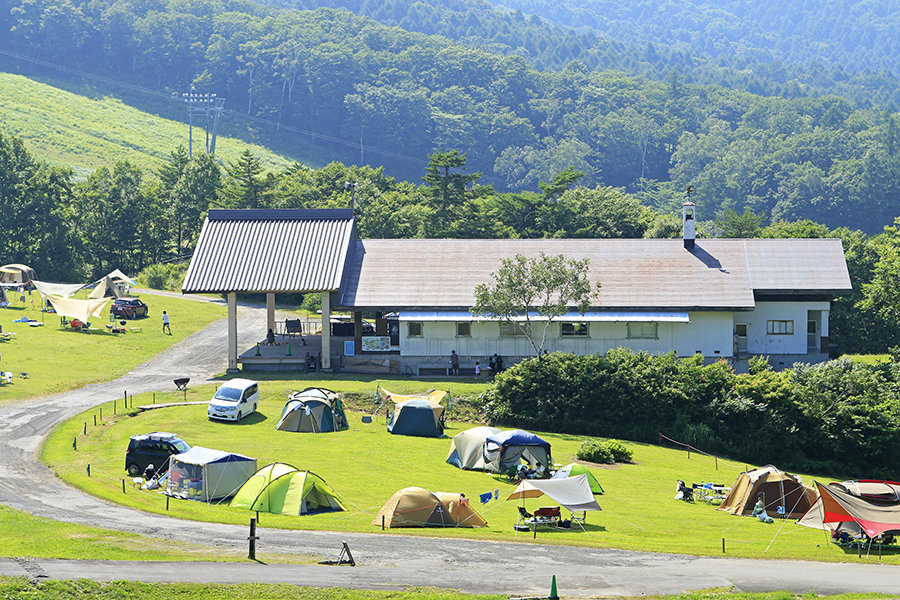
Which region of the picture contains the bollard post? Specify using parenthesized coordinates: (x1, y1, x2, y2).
(153, 393, 156, 404)
(99, 407, 102, 420)
(248, 518, 259, 560)
(122, 479, 126, 493)
(113, 400, 116, 415)
(73, 437, 76, 450)
(722, 538, 725, 553)
(83, 423, 87, 435)
(382, 515, 385, 531)
(256, 510, 260, 525)
(86, 464, 90, 477)
(166, 496, 169, 511)
(93, 414, 97, 427)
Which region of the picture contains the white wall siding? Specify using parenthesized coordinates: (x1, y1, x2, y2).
(744, 301, 830, 355)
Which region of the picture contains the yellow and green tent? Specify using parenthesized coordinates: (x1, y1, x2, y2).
(231, 463, 344, 515)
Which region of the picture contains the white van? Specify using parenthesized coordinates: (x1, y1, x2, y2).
(207, 378, 259, 422)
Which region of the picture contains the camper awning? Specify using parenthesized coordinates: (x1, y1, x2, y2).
(399, 310, 689, 322)
(508, 474, 602, 512)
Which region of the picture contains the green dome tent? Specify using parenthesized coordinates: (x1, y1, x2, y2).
(551, 463, 604, 494)
(231, 463, 344, 515)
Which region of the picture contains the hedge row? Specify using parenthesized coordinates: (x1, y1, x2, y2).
(481, 349, 900, 478)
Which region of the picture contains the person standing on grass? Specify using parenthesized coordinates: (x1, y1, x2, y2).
(162, 311, 171, 334)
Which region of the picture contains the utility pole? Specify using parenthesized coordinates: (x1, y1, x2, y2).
(183, 89, 226, 157)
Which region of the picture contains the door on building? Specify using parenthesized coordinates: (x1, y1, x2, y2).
(735, 323, 748, 354)
(808, 320, 818, 350)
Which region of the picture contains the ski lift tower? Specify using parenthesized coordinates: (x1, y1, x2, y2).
(183, 89, 226, 157)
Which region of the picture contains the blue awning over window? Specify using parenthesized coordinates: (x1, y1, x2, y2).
(399, 311, 689, 322)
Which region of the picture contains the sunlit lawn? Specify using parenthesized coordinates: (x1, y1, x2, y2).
(0, 291, 225, 403)
(43, 377, 900, 565)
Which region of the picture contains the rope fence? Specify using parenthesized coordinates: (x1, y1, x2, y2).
(657, 432, 750, 471)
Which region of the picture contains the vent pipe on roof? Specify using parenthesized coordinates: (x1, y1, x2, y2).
(683, 201, 696, 249)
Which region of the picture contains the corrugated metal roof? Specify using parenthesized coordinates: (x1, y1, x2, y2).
(182, 209, 355, 293)
(399, 310, 690, 322)
(338, 238, 851, 311)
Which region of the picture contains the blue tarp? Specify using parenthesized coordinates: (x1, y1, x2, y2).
(485, 429, 551, 452)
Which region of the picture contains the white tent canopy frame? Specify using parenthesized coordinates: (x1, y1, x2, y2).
(508, 474, 602, 534)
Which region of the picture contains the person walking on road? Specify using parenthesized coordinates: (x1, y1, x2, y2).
(162, 311, 171, 335)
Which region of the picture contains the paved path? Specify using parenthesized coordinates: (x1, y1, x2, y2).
(1, 293, 899, 597)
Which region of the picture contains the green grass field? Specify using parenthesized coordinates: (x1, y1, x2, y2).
(0, 72, 296, 179)
(0, 291, 225, 403)
(42, 377, 899, 565)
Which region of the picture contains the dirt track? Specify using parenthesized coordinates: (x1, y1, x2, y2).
(1, 294, 898, 597)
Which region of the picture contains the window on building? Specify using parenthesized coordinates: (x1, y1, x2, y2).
(500, 322, 530, 337)
(456, 322, 471, 337)
(767, 320, 794, 335)
(627, 322, 658, 339)
(408, 322, 423, 337)
(561, 322, 589, 337)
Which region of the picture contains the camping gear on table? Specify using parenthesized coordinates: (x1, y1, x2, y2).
(231, 463, 344, 515)
(552, 463, 604, 494)
(165, 446, 257, 502)
(276, 387, 347, 433)
(798, 481, 900, 540)
(482, 429, 552, 474)
(446, 426, 502, 470)
(718, 465, 816, 519)
(387, 398, 446, 437)
(373, 486, 486, 528)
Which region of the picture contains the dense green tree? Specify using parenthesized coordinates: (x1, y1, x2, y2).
(219, 150, 276, 209)
(472, 252, 598, 357)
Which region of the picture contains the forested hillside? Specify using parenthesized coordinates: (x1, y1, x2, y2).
(3, 0, 900, 234)
(268, 0, 900, 106)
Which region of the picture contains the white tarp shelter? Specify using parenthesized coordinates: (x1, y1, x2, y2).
(32, 280, 86, 299)
(508, 474, 603, 513)
(45, 295, 112, 323)
(166, 446, 257, 502)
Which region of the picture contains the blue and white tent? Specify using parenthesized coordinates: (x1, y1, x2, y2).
(483, 429, 552, 474)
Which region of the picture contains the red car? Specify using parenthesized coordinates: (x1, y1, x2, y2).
(111, 297, 149, 319)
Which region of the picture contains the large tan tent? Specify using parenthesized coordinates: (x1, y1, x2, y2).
(718, 465, 816, 519)
(372, 487, 487, 528)
(446, 426, 502, 470)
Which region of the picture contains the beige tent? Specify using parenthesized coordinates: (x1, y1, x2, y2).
(372, 487, 487, 528)
(88, 276, 123, 299)
(45, 295, 112, 324)
(718, 465, 816, 519)
(0, 264, 36, 286)
(446, 426, 502, 470)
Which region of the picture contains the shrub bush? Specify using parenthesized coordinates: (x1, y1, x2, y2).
(140, 262, 189, 291)
(576, 440, 613, 464)
(576, 439, 633, 464)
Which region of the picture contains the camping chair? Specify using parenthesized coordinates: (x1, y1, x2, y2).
(505, 464, 520, 482)
(517, 505, 533, 523)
